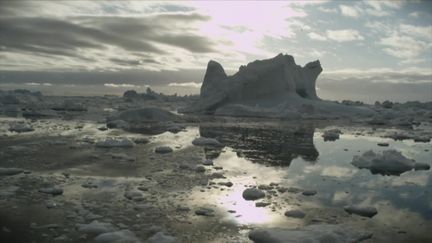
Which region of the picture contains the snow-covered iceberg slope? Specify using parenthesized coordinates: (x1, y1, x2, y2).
(181, 54, 374, 118)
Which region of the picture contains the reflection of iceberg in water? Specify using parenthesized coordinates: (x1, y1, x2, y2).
(199, 123, 319, 166)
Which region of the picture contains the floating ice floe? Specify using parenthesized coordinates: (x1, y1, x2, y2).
(77, 221, 116, 235)
(52, 100, 87, 111)
(8, 122, 34, 133)
(302, 190, 317, 196)
(94, 229, 140, 243)
(0, 89, 42, 106)
(109, 153, 135, 161)
(248, 224, 372, 243)
(112, 107, 182, 123)
(414, 163, 430, 171)
(107, 107, 184, 134)
(147, 232, 177, 243)
(413, 136, 431, 143)
(351, 150, 428, 175)
(0, 167, 23, 176)
(192, 137, 223, 147)
(95, 137, 135, 148)
(38, 187, 63, 196)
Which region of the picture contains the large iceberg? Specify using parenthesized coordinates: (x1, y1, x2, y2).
(181, 54, 374, 118)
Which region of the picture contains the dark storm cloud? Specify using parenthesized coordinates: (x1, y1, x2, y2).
(0, 6, 215, 63)
(151, 34, 215, 53)
(0, 17, 164, 57)
(78, 15, 215, 53)
(155, 13, 210, 22)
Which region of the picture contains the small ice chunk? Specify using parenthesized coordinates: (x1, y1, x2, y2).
(322, 129, 341, 141)
(82, 181, 98, 189)
(39, 187, 63, 196)
(195, 166, 206, 173)
(302, 190, 317, 196)
(0, 168, 23, 176)
(284, 210, 306, 218)
(344, 205, 378, 218)
(219, 181, 233, 187)
(132, 137, 150, 144)
(124, 191, 143, 201)
(106, 120, 130, 130)
(154, 146, 173, 154)
(46, 201, 57, 209)
(202, 159, 214, 166)
(377, 142, 389, 147)
(413, 136, 430, 143)
(195, 207, 215, 216)
(255, 202, 271, 207)
(242, 188, 265, 201)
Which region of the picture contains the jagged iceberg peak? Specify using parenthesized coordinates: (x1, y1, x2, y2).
(201, 60, 227, 98)
(199, 53, 322, 101)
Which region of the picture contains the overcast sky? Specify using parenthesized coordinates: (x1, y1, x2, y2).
(0, 1, 431, 101)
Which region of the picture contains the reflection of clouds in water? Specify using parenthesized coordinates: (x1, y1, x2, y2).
(219, 184, 276, 225)
(152, 126, 199, 150)
(373, 202, 432, 235)
(321, 165, 357, 178)
(188, 124, 431, 229)
(302, 164, 322, 174)
(342, 134, 393, 143)
(292, 131, 431, 220)
(359, 172, 430, 188)
(332, 191, 350, 203)
(390, 173, 429, 187)
(191, 149, 292, 226)
(214, 149, 286, 184)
